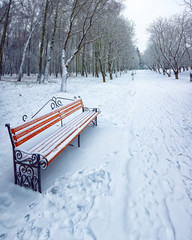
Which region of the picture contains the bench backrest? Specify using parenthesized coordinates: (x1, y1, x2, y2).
(11, 99, 84, 147)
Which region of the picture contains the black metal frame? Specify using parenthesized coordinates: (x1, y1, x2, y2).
(5, 97, 100, 193)
(5, 124, 48, 193)
(22, 96, 79, 122)
(83, 107, 101, 126)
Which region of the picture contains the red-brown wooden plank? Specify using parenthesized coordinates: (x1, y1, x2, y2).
(47, 112, 99, 164)
(30, 112, 90, 153)
(11, 99, 83, 134)
(41, 112, 93, 155)
(15, 117, 61, 147)
(13, 112, 61, 141)
(44, 112, 98, 158)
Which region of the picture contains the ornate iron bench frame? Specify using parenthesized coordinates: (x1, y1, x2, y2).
(5, 96, 100, 193)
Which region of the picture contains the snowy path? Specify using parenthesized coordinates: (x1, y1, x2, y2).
(89, 71, 192, 240)
(0, 70, 192, 240)
(124, 74, 192, 240)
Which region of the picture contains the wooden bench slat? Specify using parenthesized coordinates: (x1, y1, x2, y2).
(29, 111, 91, 153)
(15, 117, 62, 147)
(11, 99, 83, 134)
(59, 100, 83, 115)
(47, 112, 99, 163)
(12, 109, 61, 134)
(5, 97, 100, 193)
(13, 99, 84, 147)
(42, 112, 96, 157)
(30, 111, 94, 154)
(13, 112, 61, 141)
(57, 100, 83, 118)
(59, 105, 83, 119)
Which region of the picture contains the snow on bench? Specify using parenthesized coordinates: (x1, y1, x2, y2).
(5, 96, 100, 193)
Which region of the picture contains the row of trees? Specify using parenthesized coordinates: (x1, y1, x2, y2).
(143, 0, 192, 79)
(0, 0, 139, 91)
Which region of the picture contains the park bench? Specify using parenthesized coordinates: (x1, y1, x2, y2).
(5, 96, 100, 193)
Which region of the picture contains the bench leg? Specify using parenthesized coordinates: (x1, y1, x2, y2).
(91, 117, 97, 126)
(78, 134, 80, 147)
(14, 150, 43, 193)
(13, 152, 17, 185)
(95, 116, 97, 126)
(37, 155, 42, 193)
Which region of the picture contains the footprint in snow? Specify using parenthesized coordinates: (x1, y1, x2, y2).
(17, 167, 111, 240)
(0, 193, 13, 211)
(0, 233, 7, 240)
(160, 179, 174, 195)
(105, 151, 119, 157)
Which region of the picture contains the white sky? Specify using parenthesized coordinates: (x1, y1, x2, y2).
(123, 0, 186, 52)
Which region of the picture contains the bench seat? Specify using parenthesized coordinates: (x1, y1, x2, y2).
(29, 110, 99, 163)
(5, 97, 100, 192)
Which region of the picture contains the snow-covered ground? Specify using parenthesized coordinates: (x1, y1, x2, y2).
(0, 70, 192, 240)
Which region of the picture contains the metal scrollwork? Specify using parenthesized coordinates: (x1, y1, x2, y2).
(14, 149, 48, 192)
(50, 96, 63, 110)
(14, 149, 48, 168)
(16, 165, 38, 191)
(15, 149, 23, 160)
(83, 107, 101, 114)
(22, 96, 76, 122)
(82, 107, 100, 127)
(83, 107, 90, 112)
(39, 158, 48, 169)
(94, 108, 101, 114)
(22, 114, 28, 122)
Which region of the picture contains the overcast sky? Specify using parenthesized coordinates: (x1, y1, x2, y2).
(123, 0, 186, 52)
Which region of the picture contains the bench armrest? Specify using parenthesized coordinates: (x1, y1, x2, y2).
(14, 148, 48, 169)
(83, 107, 101, 114)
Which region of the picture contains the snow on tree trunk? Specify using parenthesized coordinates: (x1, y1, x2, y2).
(18, 26, 36, 82)
(60, 49, 67, 92)
(168, 69, 171, 77)
(43, 47, 51, 83)
(174, 70, 179, 79)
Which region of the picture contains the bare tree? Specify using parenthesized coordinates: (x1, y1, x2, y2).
(37, 0, 50, 83)
(147, 14, 190, 79)
(0, 0, 12, 80)
(60, 0, 109, 92)
(17, 0, 41, 81)
(184, 0, 192, 10)
(43, 0, 60, 83)
(92, 10, 136, 82)
(0, 0, 137, 84)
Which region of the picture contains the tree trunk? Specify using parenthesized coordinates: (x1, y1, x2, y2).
(37, 0, 49, 83)
(168, 69, 171, 77)
(27, 40, 31, 76)
(98, 58, 106, 83)
(174, 70, 179, 79)
(108, 42, 113, 80)
(81, 46, 85, 76)
(43, 2, 58, 83)
(95, 46, 99, 78)
(0, 0, 12, 80)
(60, 49, 67, 92)
(108, 62, 113, 80)
(92, 43, 95, 77)
(43, 46, 51, 83)
(76, 55, 78, 76)
(18, 24, 37, 81)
